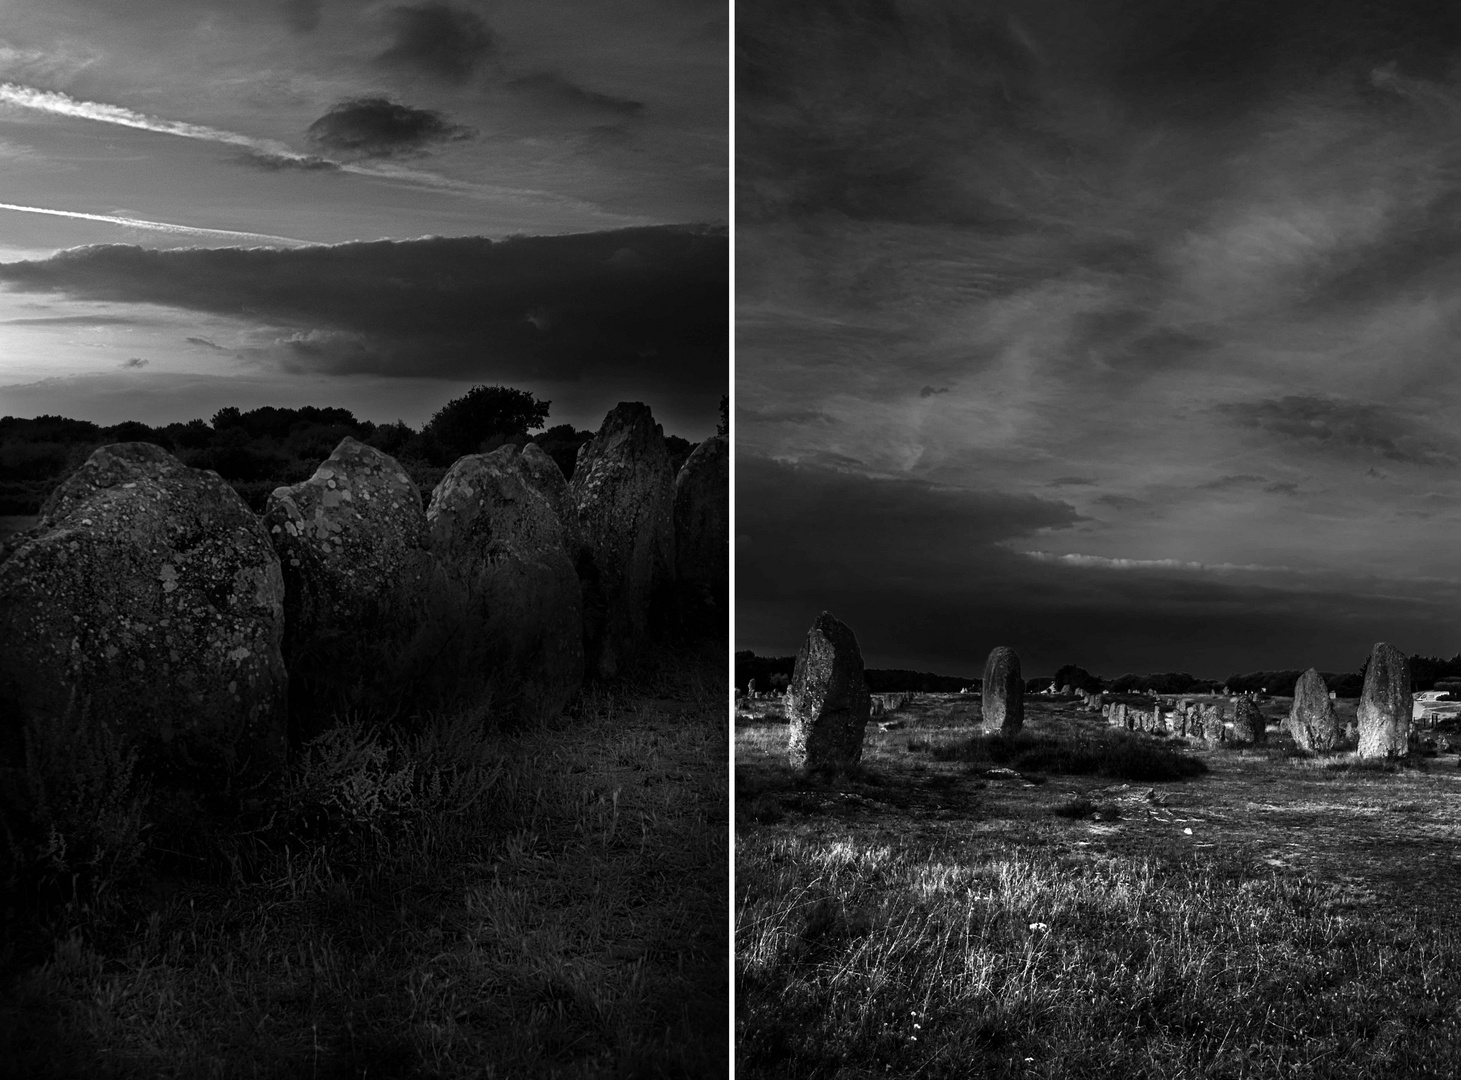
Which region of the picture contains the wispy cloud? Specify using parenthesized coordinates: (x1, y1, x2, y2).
(0, 201, 312, 245)
(0, 81, 309, 160)
(0, 81, 629, 218)
(1018, 551, 1293, 574)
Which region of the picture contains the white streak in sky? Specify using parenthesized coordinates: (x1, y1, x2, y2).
(0, 82, 308, 160)
(0, 202, 312, 246)
(0, 82, 633, 219)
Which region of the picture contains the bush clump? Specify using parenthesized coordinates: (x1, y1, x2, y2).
(932, 730, 1207, 782)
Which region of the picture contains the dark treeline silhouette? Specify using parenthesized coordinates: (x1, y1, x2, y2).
(739, 649, 1461, 701)
(735, 651, 975, 694)
(0, 385, 724, 515)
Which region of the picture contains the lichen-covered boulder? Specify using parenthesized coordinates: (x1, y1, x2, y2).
(1198, 704, 1225, 743)
(427, 445, 583, 723)
(981, 646, 1023, 734)
(1287, 668, 1341, 751)
(566, 402, 675, 678)
(519, 441, 569, 518)
(672, 435, 728, 634)
(1230, 698, 1266, 745)
(262, 438, 432, 731)
(0, 443, 286, 775)
(787, 611, 871, 769)
(1357, 642, 1411, 759)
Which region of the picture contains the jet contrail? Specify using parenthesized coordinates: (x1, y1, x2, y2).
(0, 82, 312, 162)
(0, 201, 312, 246)
(0, 81, 633, 220)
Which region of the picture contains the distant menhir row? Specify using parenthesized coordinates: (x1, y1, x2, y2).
(780, 612, 1421, 770)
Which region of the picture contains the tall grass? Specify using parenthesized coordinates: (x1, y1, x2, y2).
(916, 729, 1209, 782)
(1, 649, 727, 1078)
(737, 835, 1461, 1079)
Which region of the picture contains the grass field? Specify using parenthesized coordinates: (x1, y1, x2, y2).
(1, 649, 729, 1079)
(736, 694, 1461, 1079)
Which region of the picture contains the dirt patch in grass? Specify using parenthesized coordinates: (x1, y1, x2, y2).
(737, 694, 1461, 1078)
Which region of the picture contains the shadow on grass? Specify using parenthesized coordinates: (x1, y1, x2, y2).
(917, 730, 1208, 782)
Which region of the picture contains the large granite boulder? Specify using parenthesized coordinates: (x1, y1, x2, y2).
(1357, 642, 1411, 759)
(0, 443, 286, 776)
(262, 438, 433, 731)
(426, 446, 583, 723)
(787, 611, 871, 769)
(981, 646, 1023, 734)
(1230, 698, 1266, 745)
(672, 435, 728, 635)
(566, 403, 675, 678)
(1287, 668, 1341, 751)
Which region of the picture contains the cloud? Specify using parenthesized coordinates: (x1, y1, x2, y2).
(1017, 550, 1293, 575)
(1197, 474, 1267, 491)
(507, 73, 644, 119)
(305, 97, 473, 158)
(185, 336, 226, 350)
(237, 150, 341, 171)
(1214, 395, 1457, 467)
(120, 357, 148, 368)
(739, 406, 840, 426)
(0, 225, 727, 388)
(919, 385, 949, 397)
(377, 3, 495, 82)
(282, 0, 322, 32)
(1048, 476, 1097, 487)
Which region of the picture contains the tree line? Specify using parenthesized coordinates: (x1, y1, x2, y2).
(1, 387, 727, 515)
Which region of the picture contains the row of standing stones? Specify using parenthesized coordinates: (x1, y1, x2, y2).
(0, 401, 727, 789)
(784, 612, 1419, 770)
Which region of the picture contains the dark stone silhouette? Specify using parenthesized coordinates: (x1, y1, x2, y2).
(263, 437, 433, 733)
(566, 403, 675, 678)
(1287, 668, 1341, 751)
(427, 445, 583, 723)
(0, 443, 286, 776)
(672, 434, 728, 634)
(1230, 698, 1266, 745)
(787, 611, 871, 769)
(1357, 642, 1410, 759)
(982, 646, 1023, 733)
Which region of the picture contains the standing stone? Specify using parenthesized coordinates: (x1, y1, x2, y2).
(1287, 668, 1341, 751)
(1169, 707, 1186, 737)
(1108, 702, 1126, 729)
(263, 438, 433, 732)
(981, 646, 1024, 734)
(519, 442, 570, 522)
(1198, 704, 1226, 744)
(427, 446, 584, 724)
(1230, 698, 1266, 745)
(671, 435, 728, 634)
(787, 611, 871, 769)
(566, 403, 676, 678)
(1357, 642, 1411, 759)
(0, 443, 286, 776)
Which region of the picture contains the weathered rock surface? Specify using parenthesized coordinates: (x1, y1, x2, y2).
(1287, 668, 1341, 752)
(1230, 698, 1266, 744)
(672, 435, 728, 634)
(1357, 642, 1411, 758)
(519, 442, 569, 519)
(566, 403, 675, 678)
(263, 438, 432, 729)
(787, 611, 871, 769)
(981, 646, 1023, 734)
(427, 445, 584, 723)
(1198, 704, 1225, 743)
(0, 443, 286, 774)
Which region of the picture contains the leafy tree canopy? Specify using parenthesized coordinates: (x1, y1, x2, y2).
(422, 385, 550, 462)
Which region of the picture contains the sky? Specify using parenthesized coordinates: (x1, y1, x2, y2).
(737, 0, 1461, 680)
(0, 0, 727, 438)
